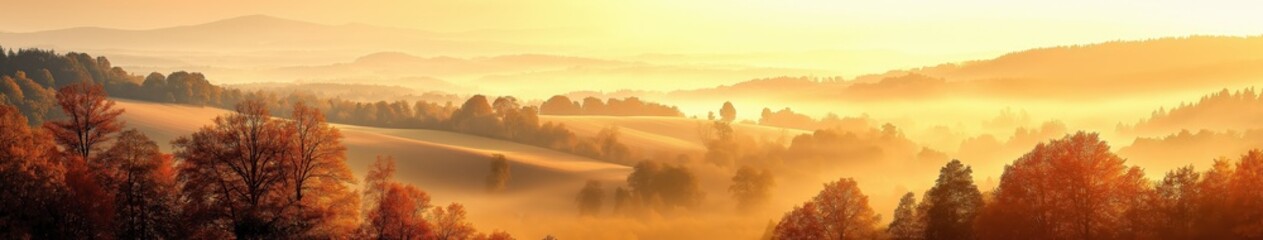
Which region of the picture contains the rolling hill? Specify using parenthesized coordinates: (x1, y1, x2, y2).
(540, 115, 810, 155)
(113, 99, 631, 234)
(664, 36, 1263, 103)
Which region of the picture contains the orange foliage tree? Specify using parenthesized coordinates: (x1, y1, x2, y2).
(773, 177, 882, 240)
(174, 99, 295, 238)
(174, 99, 357, 238)
(974, 132, 1150, 240)
(45, 82, 126, 238)
(361, 155, 435, 239)
(45, 82, 123, 160)
(285, 102, 359, 236)
(1229, 150, 1263, 237)
(0, 104, 68, 238)
(432, 203, 478, 240)
(101, 129, 180, 239)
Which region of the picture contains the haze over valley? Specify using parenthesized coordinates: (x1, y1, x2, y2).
(4, 1, 1263, 239)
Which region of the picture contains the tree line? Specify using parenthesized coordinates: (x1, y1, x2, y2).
(540, 95, 683, 117)
(0, 82, 515, 239)
(768, 132, 1263, 240)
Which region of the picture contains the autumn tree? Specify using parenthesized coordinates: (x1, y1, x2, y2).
(0, 72, 57, 125)
(173, 99, 296, 238)
(432, 203, 477, 240)
(373, 183, 433, 239)
(974, 132, 1149, 240)
(486, 154, 511, 193)
(1149, 166, 1201, 239)
(45, 82, 125, 238)
(719, 101, 736, 122)
(0, 104, 68, 238)
(888, 193, 925, 240)
(576, 180, 605, 216)
(923, 159, 982, 240)
(61, 147, 116, 238)
(284, 102, 358, 237)
(775, 202, 825, 240)
(729, 165, 774, 211)
(1230, 150, 1263, 238)
(773, 177, 881, 240)
(45, 82, 123, 160)
(101, 129, 179, 239)
(361, 155, 435, 239)
(1194, 158, 1235, 239)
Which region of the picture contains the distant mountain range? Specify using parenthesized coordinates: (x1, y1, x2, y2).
(664, 36, 1263, 102)
(0, 15, 534, 55)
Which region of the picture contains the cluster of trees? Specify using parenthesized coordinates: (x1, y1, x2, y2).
(574, 159, 706, 217)
(770, 132, 1263, 240)
(0, 47, 249, 124)
(0, 71, 58, 125)
(136, 71, 239, 106)
(781, 124, 921, 170)
(1124, 88, 1263, 136)
(698, 121, 790, 168)
(758, 107, 874, 132)
(0, 82, 181, 239)
(227, 82, 463, 103)
(539, 95, 683, 117)
(697, 116, 926, 173)
(0, 82, 513, 239)
(255, 93, 632, 165)
(884, 159, 983, 240)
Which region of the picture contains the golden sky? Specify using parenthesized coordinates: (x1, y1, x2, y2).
(3, 0, 1262, 64)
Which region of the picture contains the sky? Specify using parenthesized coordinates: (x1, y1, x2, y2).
(2, 0, 1262, 82)
(3, 0, 1262, 58)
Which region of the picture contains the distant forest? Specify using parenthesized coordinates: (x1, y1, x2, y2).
(540, 95, 683, 117)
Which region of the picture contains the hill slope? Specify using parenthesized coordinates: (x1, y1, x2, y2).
(541, 115, 809, 155)
(113, 99, 630, 234)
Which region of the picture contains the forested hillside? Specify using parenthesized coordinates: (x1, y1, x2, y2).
(0, 46, 643, 165)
